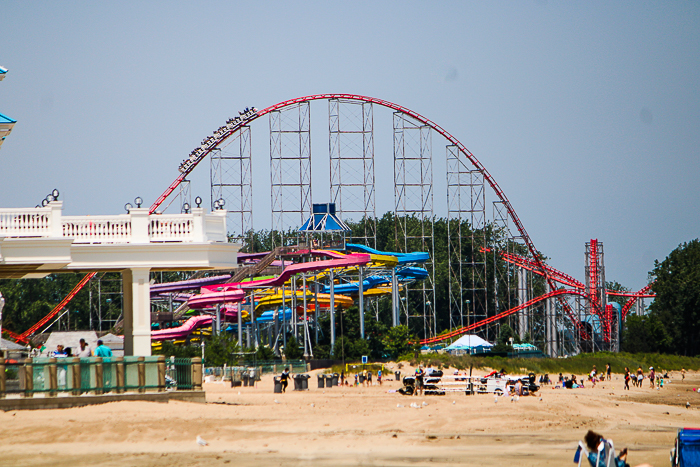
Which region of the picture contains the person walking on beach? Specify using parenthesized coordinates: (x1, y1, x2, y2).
(648, 367, 655, 389)
(589, 365, 597, 387)
(636, 367, 644, 387)
(414, 366, 424, 396)
(624, 367, 631, 390)
(606, 363, 611, 382)
(377, 369, 382, 386)
(280, 367, 290, 393)
(681, 368, 686, 381)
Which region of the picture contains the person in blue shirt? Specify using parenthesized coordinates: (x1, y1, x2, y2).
(93, 340, 112, 357)
(51, 344, 67, 358)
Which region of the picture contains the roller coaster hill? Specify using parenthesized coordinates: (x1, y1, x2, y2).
(2, 95, 655, 357)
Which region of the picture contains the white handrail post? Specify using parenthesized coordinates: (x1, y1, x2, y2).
(192, 208, 205, 242)
(129, 208, 150, 243)
(49, 201, 63, 238)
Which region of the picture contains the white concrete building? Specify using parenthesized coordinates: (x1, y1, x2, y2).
(0, 201, 240, 356)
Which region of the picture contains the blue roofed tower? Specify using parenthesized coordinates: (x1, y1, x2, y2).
(0, 66, 16, 151)
(298, 203, 351, 250)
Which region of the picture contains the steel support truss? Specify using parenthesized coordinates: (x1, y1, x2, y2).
(270, 102, 312, 245)
(329, 98, 376, 248)
(585, 239, 609, 350)
(210, 125, 253, 240)
(394, 111, 435, 339)
(446, 145, 487, 338)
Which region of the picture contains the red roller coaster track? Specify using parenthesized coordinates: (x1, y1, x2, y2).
(6, 94, 652, 346)
(420, 288, 587, 345)
(150, 94, 579, 330)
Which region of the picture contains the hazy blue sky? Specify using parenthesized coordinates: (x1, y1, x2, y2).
(1, 1, 698, 291)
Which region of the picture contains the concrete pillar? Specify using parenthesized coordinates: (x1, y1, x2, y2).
(48, 358, 58, 397)
(115, 357, 124, 394)
(71, 357, 81, 395)
(122, 268, 152, 356)
(157, 356, 166, 392)
(0, 358, 5, 399)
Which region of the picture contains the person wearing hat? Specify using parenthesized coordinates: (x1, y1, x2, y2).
(648, 367, 655, 389)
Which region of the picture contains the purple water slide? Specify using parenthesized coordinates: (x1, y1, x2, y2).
(150, 274, 231, 296)
(200, 251, 371, 294)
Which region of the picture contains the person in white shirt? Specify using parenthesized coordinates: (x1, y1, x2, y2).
(77, 338, 92, 357)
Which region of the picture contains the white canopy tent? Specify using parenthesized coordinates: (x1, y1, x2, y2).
(445, 334, 493, 351)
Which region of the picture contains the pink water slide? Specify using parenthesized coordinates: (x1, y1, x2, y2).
(150, 251, 370, 341)
(199, 250, 371, 295)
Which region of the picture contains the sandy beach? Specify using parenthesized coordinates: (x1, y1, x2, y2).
(1, 366, 698, 467)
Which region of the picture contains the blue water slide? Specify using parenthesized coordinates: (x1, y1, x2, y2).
(345, 243, 430, 264)
(319, 275, 390, 294)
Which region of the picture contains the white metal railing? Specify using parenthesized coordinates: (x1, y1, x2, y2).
(0, 202, 228, 244)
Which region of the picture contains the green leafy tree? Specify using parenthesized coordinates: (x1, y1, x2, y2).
(382, 325, 416, 360)
(621, 314, 672, 353)
(648, 239, 700, 356)
(203, 333, 241, 366)
(284, 335, 304, 359)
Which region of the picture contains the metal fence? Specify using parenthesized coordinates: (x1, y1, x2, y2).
(0, 356, 203, 398)
(203, 360, 308, 384)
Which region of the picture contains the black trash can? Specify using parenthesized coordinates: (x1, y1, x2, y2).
(317, 374, 325, 389)
(325, 374, 333, 387)
(301, 374, 309, 390)
(359, 374, 365, 384)
(332, 373, 339, 387)
(242, 374, 250, 387)
(293, 374, 304, 391)
(273, 376, 282, 393)
(395, 371, 401, 381)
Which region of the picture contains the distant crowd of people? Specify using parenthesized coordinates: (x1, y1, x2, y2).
(550, 362, 679, 391)
(51, 338, 113, 358)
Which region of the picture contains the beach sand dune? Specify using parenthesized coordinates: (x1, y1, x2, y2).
(1, 368, 697, 466)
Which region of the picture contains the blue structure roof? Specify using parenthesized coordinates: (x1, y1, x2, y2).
(0, 113, 16, 124)
(299, 203, 351, 232)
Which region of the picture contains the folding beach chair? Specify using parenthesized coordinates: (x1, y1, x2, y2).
(574, 438, 616, 467)
(671, 428, 700, 467)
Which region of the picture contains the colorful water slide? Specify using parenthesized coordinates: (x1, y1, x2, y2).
(187, 287, 246, 309)
(253, 291, 353, 312)
(345, 243, 430, 264)
(150, 315, 213, 341)
(150, 274, 231, 295)
(199, 251, 371, 295)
